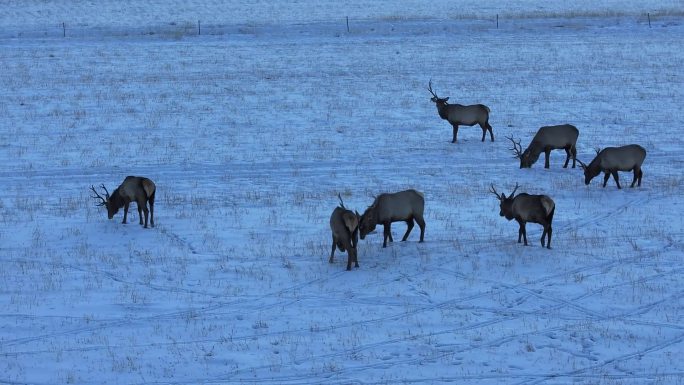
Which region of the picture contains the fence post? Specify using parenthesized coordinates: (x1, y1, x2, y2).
(198, 20, 201, 35)
(63, 22, 66, 37)
(496, 14, 499, 29)
(346, 16, 350, 33)
(647, 13, 651, 28)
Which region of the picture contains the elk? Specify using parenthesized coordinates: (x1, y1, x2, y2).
(508, 124, 579, 169)
(329, 194, 361, 271)
(428, 80, 493, 143)
(578, 144, 646, 189)
(490, 184, 555, 249)
(359, 189, 425, 248)
(90, 176, 156, 228)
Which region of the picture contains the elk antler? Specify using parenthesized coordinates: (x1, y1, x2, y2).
(506, 136, 523, 159)
(427, 79, 439, 99)
(577, 159, 588, 170)
(509, 183, 520, 197)
(489, 184, 503, 201)
(337, 193, 346, 209)
(594, 147, 602, 156)
(90, 184, 110, 207)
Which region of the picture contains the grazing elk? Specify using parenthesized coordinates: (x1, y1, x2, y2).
(91, 176, 156, 228)
(427, 80, 493, 143)
(490, 184, 555, 249)
(329, 194, 361, 271)
(578, 144, 646, 189)
(508, 124, 579, 169)
(359, 189, 425, 248)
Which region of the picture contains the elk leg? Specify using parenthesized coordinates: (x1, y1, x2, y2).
(638, 168, 643, 187)
(518, 220, 528, 246)
(329, 235, 336, 263)
(452, 125, 459, 143)
(149, 196, 155, 228)
(602, 172, 611, 188)
(143, 205, 150, 228)
(630, 167, 640, 188)
(137, 203, 143, 225)
(544, 148, 551, 168)
(480, 126, 486, 142)
(401, 219, 414, 241)
(346, 246, 354, 271)
(563, 147, 571, 168)
(611, 170, 621, 189)
(546, 225, 552, 249)
(415, 215, 426, 243)
(487, 122, 494, 142)
(571, 145, 577, 168)
(122, 202, 130, 224)
(382, 222, 392, 248)
(351, 246, 359, 269)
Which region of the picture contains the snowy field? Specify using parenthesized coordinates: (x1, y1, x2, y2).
(1, 1, 683, 384)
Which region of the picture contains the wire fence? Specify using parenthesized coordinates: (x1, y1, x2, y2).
(0, 13, 668, 41)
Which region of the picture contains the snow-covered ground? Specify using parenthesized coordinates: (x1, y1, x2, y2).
(1, 1, 683, 384)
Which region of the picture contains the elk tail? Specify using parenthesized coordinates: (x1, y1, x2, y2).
(541, 196, 555, 218)
(148, 188, 156, 205)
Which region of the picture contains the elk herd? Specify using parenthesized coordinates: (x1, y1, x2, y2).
(89, 81, 648, 272)
(327, 81, 647, 270)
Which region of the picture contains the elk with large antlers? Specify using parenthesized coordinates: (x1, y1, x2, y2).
(428, 80, 493, 143)
(91, 176, 156, 228)
(507, 124, 579, 169)
(490, 184, 555, 249)
(577, 144, 646, 189)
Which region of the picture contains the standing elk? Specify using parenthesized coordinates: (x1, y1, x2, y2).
(359, 189, 425, 248)
(329, 194, 361, 271)
(91, 176, 156, 228)
(508, 124, 579, 168)
(427, 80, 493, 143)
(578, 144, 646, 189)
(490, 184, 555, 249)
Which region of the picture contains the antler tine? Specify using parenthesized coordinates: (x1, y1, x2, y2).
(337, 193, 346, 209)
(594, 147, 602, 156)
(506, 135, 523, 158)
(427, 79, 438, 98)
(90, 185, 107, 206)
(489, 184, 503, 200)
(577, 159, 588, 169)
(99, 183, 110, 199)
(510, 183, 520, 197)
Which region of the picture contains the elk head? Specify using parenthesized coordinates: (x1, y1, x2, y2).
(576, 159, 597, 185)
(90, 184, 116, 219)
(490, 183, 519, 220)
(428, 79, 449, 104)
(358, 204, 378, 240)
(506, 136, 532, 168)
